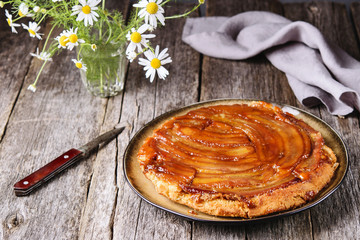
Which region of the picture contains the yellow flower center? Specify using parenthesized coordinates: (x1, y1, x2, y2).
(146, 2, 158, 14)
(150, 58, 161, 69)
(82, 5, 91, 14)
(130, 32, 142, 43)
(59, 35, 69, 46)
(28, 29, 36, 36)
(75, 62, 83, 69)
(69, 34, 78, 43)
(7, 18, 11, 26)
(19, 10, 24, 17)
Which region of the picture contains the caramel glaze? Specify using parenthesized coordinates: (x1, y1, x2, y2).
(138, 102, 331, 204)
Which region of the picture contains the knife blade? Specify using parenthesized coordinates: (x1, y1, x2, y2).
(13, 126, 125, 197)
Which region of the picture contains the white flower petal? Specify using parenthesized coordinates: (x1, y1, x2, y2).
(142, 34, 155, 39)
(149, 69, 156, 82)
(161, 57, 172, 65)
(126, 43, 137, 53)
(144, 14, 149, 25)
(155, 45, 160, 56)
(137, 24, 149, 34)
(158, 48, 168, 59)
(156, 13, 165, 25)
(145, 69, 152, 78)
(144, 50, 154, 60)
(138, 8, 147, 17)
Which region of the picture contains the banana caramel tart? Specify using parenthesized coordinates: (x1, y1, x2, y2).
(137, 101, 338, 218)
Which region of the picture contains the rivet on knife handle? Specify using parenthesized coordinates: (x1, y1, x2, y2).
(13, 149, 84, 196)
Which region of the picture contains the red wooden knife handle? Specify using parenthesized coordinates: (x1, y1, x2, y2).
(14, 148, 83, 196)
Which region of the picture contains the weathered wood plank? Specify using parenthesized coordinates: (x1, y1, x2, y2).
(193, 224, 245, 240)
(0, 8, 39, 140)
(195, 0, 313, 239)
(109, 1, 159, 237)
(110, 3, 200, 240)
(76, 1, 130, 239)
(111, 48, 157, 240)
(200, 0, 298, 105)
(351, 2, 360, 43)
(0, 21, 107, 240)
(283, 2, 360, 239)
(132, 3, 200, 240)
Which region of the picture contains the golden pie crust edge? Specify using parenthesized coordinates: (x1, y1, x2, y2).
(140, 145, 337, 218)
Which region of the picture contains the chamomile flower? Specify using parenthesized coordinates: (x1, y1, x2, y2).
(33, 6, 40, 13)
(138, 45, 172, 82)
(65, 28, 85, 51)
(54, 30, 69, 49)
(22, 22, 43, 39)
(27, 84, 37, 92)
(72, 59, 87, 71)
(147, 25, 155, 32)
(133, 0, 165, 28)
(30, 48, 53, 61)
(71, 0, 101, 27)
(52, 0, 63, 2)
(91, 44, 97, 51)
(126, 24, 155, 54)
(127, 51, 137, 62)
(5, 10, 21, 33)
(19, 3, 33, 17)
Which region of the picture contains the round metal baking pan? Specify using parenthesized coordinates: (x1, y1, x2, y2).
(123, 99, 348, 223)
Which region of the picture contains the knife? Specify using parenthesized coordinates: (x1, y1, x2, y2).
(13, 127, 125, 197)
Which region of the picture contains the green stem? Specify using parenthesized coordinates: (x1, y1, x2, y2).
(135, 5, 139, 28)
(100, 68, 104, 94)
(114, 18, 143, 42)
(165, 3, 201, 19)
(160, 0, 172, 6)
(77, 44, 84, 59)
(13, 16, 23, 22)
(38, 8, 52, 24)
(99, 0, 106, 39)
(42, 24, 56, 51)
(32, 60, 48, 86)
(105, 19, 112, 44)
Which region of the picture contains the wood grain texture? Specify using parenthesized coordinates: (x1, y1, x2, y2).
(1, 0, 359, 239)
(194, 0, 316, 240)
(200, 0, 299, 106)
(283, 2, 360, 239)
(77, 1, 130, 239)
(193, 1, 330, 239)
(112, 3, 200, 240)
(0, 8, 39, 141)
(351, 2, 360, 43)
(0, 21, 107, 240)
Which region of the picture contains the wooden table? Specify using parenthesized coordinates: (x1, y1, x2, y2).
(1, 0, 359, 239)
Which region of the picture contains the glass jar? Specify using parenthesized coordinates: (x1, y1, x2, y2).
(78, 42, 127, 97)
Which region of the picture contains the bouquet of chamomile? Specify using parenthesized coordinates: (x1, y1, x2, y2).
(1, 0, 204, 93)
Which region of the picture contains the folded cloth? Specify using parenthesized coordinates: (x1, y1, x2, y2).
(182, 11, 360, 115)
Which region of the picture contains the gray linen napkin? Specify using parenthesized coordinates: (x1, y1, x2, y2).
(182, 11, 360, 115)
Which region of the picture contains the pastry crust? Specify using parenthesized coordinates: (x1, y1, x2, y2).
(137, 102, 338, 218)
